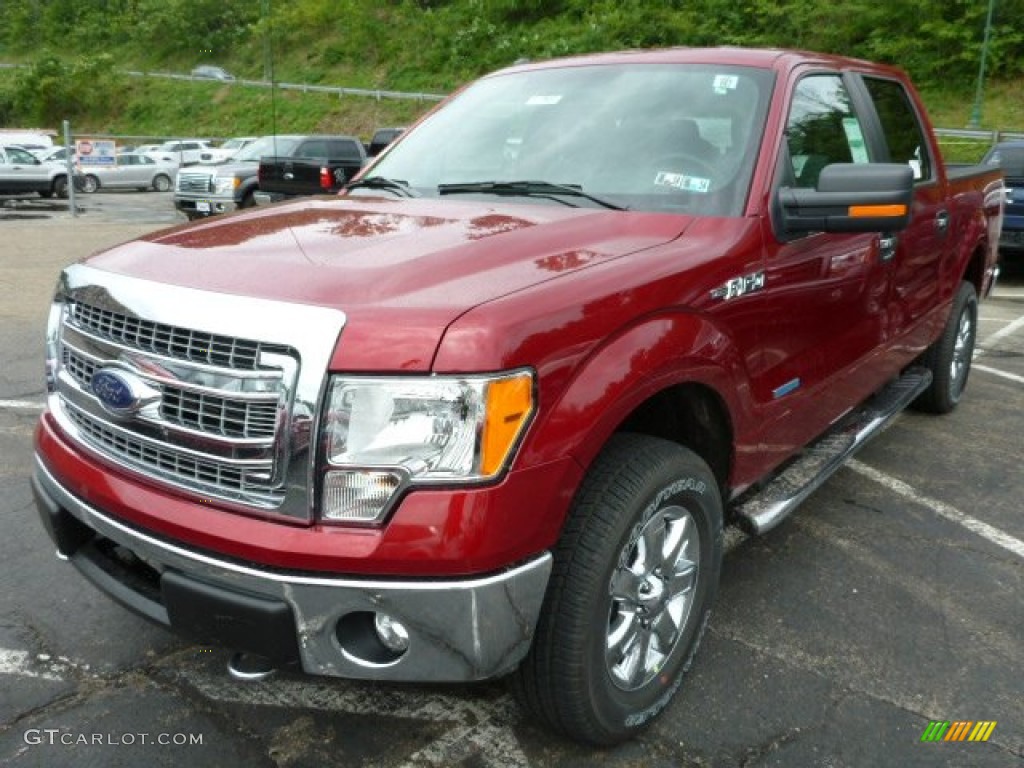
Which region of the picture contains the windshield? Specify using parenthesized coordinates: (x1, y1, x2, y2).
(233, 136, 301, 162)
(369, 63, 774, 216)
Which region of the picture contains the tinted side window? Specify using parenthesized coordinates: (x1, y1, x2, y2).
(786, 75, 870, 189)
(864, 77, 932, 181)
(983, 145, 1024, 177)
(329, 140, 362, 162)
(297, 140, 328, 158)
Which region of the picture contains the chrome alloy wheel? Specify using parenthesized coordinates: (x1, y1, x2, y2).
(606, 505, 700, 690)
(949, 304, 975, 396)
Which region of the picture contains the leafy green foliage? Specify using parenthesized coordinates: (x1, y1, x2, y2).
(0, 0, 1022, 137)
(11, 54, 127, 126)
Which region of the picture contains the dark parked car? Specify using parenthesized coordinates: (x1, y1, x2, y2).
(982, 140, 1024, 254)
(366, 127, 405, 157)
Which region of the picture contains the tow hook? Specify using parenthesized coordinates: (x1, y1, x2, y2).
(227, 652, 277, 682)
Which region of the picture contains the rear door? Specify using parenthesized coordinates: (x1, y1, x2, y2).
(0, 146, 47, 193)
(857, 75, 948, 351)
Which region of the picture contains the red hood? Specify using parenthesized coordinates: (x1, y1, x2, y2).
(84, 196, 691, 369)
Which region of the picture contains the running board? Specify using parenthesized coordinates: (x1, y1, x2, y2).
(734, 367, 932, 535)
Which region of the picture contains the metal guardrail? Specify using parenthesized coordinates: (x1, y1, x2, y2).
(934, 128, 1024, 142)
(128, 70, 446, 102)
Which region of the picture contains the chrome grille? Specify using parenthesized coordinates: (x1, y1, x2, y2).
(62, 346, 278, 440)
(66, 404, 269, 493)
(70, 300, 267, 370)
(50, 264, 347, 522)
(57, 297, 298, 511)
(161, 388, 277, 439)
(177, 172, 213, 193)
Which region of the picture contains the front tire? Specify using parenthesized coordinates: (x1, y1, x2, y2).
(512, 434, 723, 745)
(152, 174, 172, 192)
(914, 280, 977, 414)
(82, 175, 99, 193)
(52, 176, 68, 199)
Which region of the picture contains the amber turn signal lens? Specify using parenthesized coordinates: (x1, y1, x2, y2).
(481, 373, 534, 476)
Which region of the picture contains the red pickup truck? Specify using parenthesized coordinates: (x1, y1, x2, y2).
(32, 48, 1002, 744)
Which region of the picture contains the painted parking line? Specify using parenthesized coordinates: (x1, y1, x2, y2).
(847, 459, 1024, 560)
(976, 313, 1024, 358)
(973, 363, 1024, 386)
(0, 648, 82, 681)
(0, 399, 45, 411)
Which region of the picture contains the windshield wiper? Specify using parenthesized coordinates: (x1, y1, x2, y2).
(345, 176, 417, 197)
(437, 180, 627, 210)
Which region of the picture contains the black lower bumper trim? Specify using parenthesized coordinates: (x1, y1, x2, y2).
(161, 570, 300, 663)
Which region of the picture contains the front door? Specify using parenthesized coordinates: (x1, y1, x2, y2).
(752, 72, 895, 460)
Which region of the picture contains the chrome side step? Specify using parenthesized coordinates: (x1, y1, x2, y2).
(734, 367, 932, 535)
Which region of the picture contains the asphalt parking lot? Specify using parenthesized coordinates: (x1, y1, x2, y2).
(0, 191, 1021, 767)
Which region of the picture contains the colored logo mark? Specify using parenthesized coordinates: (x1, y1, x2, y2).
(920, 720, 997, 742)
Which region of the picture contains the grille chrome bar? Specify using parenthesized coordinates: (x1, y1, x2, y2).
(69, 300, 277, 371)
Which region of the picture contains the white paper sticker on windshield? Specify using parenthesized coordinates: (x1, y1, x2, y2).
(655, 172, 711, 194)
(527, 94, 563, 106)
(713, 75, 739, 95)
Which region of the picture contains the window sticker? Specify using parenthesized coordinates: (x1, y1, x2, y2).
(842, 117, 869, 163)
(713, 75, 739, 95)
(526, 94, 563, 106)
(655, 171, 711, 194)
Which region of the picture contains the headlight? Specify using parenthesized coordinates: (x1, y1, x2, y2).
(320, 370, 534, 524)
(213, 176, 239, 194)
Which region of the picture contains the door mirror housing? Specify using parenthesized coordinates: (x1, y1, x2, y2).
(779, 163, 914, 235)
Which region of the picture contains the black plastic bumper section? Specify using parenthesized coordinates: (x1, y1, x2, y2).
(31, 472, 301, 663)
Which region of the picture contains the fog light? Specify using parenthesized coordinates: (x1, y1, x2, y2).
(374, 613, 410, 654)
(322, 469, 403, 523)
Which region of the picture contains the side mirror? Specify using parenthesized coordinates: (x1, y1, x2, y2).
(778, 163, 914, 235)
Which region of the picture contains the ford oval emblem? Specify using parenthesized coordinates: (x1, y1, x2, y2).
(91, 368, 149, 415)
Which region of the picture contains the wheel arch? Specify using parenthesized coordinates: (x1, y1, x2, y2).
(520, 313, 745, 506)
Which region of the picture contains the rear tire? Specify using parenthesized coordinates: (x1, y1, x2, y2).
(82, 175, 99, 193)
(511, 434, 722, 745)
(153, 174, 172, 192)
(913, 280, 977, 414)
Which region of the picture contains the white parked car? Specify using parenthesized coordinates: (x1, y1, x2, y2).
(79, 153, 177, 193)
(199, 137, 257, 164)
(143, 139, 212, 167)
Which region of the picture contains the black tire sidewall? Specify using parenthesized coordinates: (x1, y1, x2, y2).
(919, 281, 978, 413)
(578, 441, 722, 741)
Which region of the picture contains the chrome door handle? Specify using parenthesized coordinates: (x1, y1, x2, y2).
(935, 210, 950, 236)
(879, 234, 898, 262)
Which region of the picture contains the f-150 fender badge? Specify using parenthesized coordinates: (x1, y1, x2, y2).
(710, 271, 765, 301)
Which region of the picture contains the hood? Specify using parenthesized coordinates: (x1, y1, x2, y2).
(84, 196, 691, 369)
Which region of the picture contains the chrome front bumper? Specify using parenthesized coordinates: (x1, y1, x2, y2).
(33, 456, 552, 682)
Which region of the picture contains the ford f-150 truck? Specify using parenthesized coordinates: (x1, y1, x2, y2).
(32, 48, 1002, 745)
(175, 136, 281, 219)
(254, 134, 367, 204)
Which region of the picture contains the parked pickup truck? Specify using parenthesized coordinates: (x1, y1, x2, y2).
(254, 134, 366, 204)
(175, 135, 281, 219)
(0, 144, 82, 198)
(32, 48, 1002, 745)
